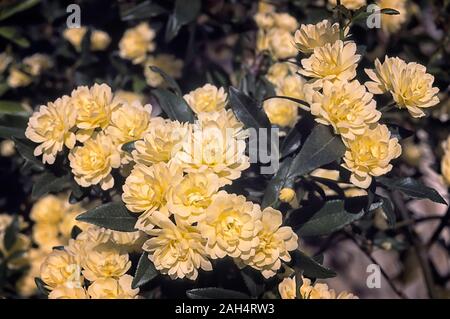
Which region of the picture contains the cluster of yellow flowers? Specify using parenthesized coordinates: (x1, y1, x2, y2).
(63, 27, 111, 52)
(441, 136, 450, 186)
(39, 224, 143, 299)
(0, 51, 53, 88)
(278, 276, 358, 299)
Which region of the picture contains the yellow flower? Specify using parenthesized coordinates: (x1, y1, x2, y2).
(377, 0, 407, 34)
(132, 117, 190, 165)
(8, 67, 32, 87)
(300, 277, 358, 299)
(63, 27, 110, 51)
(32, 223, 61, 252)
(143, 211, 212, 280)
(16, 249, 48, 297)
(167, 172, 220, 224)
(299, 40, 360, 81)
(309, 80, 381, 139)
(256, 30, 270, 52)
(115, 90, 145, 105)
(30, 195, 65, 224)
(122, 162, 183, 230)
(58, 209, 86, 241)
(342, 124, 402, 188)
(49, 286, 88, 299)
(267, 28, 297, 59)
(119, 22, 155, 64)
(0, 139, 15, 157)
(23, 53, 53, 76)
(441, 136, 450, 185)
(278, 277, 297, 299)
(279, 188, 296, 203)
(263, 98, 298, 127)
(40, 249, 82, 289)
(254, 12, 274, 29)
(177, 111, 249, 185)
(71, 83, 119, 141)
(81, 243, 131, 281)
(25, 95, 76, 164)
(273, 13, 298, 32)
(328, 0, 366, 10)
(69, 132, 121, 190)
(198, 191, 261, 260)
(184, 84, 227, 114)
(365, 56, 439, 118)
(144, 54, 183, 87)
(277, 74, 306, 101)
(106, 101, 152, 163)
(266, 62, 295, 87)
(110, 230, 146, 253)
(243, 207, 298, 278)
(294, 20, 346, 54)
(87, 275, 139, 299)
(258, 1, 275, 13)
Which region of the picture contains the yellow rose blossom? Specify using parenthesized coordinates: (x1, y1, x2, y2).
(144, 54, 183, 87)
(32, 223, 61, 252)
(71, 83, 119, 141)
(17, 249, 48, 297)
(87, 275, 139, 299)
(309, 80, 381, 139)
(263, 98, 298, 127)
(258, 1, 275, 13)
(254, 12, 274, 29)
(119, 22, 155, 64)
(365, 56, 439, 118)
(278, 277, 297, 299)
(23, 53, 53, 76)
(441, 136, 450, 185)
(122, 162, 183, 230)
(40, 249, 82, 289)
(310, 168, 368, 197)
(167, 172, 220, 223)
(256, 30, 270, 52)
(132, 117, 189, 165)
(177, 113, 250, 186)
(328, 0, 366, 10)
(196, 109, 248, 141)
(30, 194, 64, 224)
(377, 0, 407, 34)
(300, 277, 358, 299)
(277, 74, 306, 101)
(279, 188, 296, 203)
(25, 95, 77, 164)
(198, 191, 261, 260)
(110, 230, 146, 253)
(267, 28, 298, 59)
(0, 139, 15, 157)
(143, 211, 212, 280)
(7, 67, 32, 88)
(299, 40, 360, 81)
(184, 84, 228, 114)
(63, 27, 110, 51)
(273, 13, 298, 32)
(49, 286, 88, 299)
(59, 210, 86, 240)
(69, 132, 121, 190)
(342, 124, 402, 189)
(115, 90, 145, 105)
(243, 207, 298, 278)
(266, 62, 295, 87)
(294, 20, 347, 54)
(106, 101, 152, 163)
(81, 243, 131, 281)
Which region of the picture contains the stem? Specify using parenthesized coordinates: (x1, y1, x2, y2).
(337, 0, 345, 40)
(379, 101, 396, 113)
(427, 206, 450, 247)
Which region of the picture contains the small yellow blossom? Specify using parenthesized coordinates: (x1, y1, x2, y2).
(143, 211, 212, 280)
(294, 20, 347, 54)
(328, 0, 366, 10)
(198, 191, 261, 260)
(144, 54, 183, 87)
(119, 22, 155, 64)
(40, 249, 82, 289)
(441, 136, 450, 185)
(279, 188, 296, 203)
(25, 95, 77, 164)
(7, 67, 32, 88)
(115, 90, 145, 105)
(23, 53, 53, 76)
(32, 223, 61, 252)
(49, 286, 88, 299)
(273, 13, 298, 32)
(263, 98, 298, 127)
(184, 84, 227, 114)
(267, 28, 298, 60)
(299, 40, 360, 81)
(278, 277, 297, 299)
(16, 249, 48, 297)
(63, 27, 110, 51)
(377, 0, 407, 34)
(87, 275, 139, 299)
(342, 124, 402, 188)
(69, 132, 121, 190)
(266, 62, 295, 87)
(300, 277, 358, 299)
(30, 195, 65, 224)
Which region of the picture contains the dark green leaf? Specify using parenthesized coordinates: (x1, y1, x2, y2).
(0, 125, 25, 138)
(70, 226, 82, 239)
(380, 196, 396, 227)
(3, 216, 19, 251)
(292, 250, 336, 279)
(120, 0, 167, 21)
(76, 202, 138, 232)
(165, 0, 201, 42)
(121, 141, 136, 153)
(0, 0, 40, 21)
(386, 124, 414, 140)
(281, 125, 302, 158)
(132, 252, 158, 289)
(34, 277, 49, 296)
(152, 88, 195, 123)
(380, 8, 400, 15)
(229, 86, 271, 130)
(377, 177, 447, 205)
(0, 100, 28, 115)
(149, 66, 181, 96)
(0, 26, 29, 47)
(32, 172, 71, 199)
(241, 268, 265, 298)
(187, 288, 250, 299)
(262, 157, 294, 208)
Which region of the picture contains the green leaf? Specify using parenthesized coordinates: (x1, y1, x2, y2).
(0, 100, 28, 115)
(121, 141, 136, 153)
(12, 137, 44, 169)
(280, 124, 302, 158)
(0, 26, 30, 47)
(70, 226, 82, 239)
(0, 114, 27, 138)
(187, 288, 250, 299)
(132, 252, 158, 289)
(293, 199, 366, 237)
(241, 268, 265, 298)
(76, 202, 138, 232)
(3, 215, 19, 251)
(165, 0, 201, 42)
(152, 88, 195, 123)
(377, 177, 447, 205)
(289, 124, 345, 178)
(261, 157, 294, 208)
(229, 86, 271, 130)
(380, 8, 400, 15)
(0, 125, 25, 138)
(380, 196, 396, 227)
(149, 66, 182, 96)
(292, 250, 336, 279)
(0, 0, 41, 21)
(386, 124, 414, 140)
(34, 277, 49, 296)
(32, 172, 71, 200)
(120, 0, 167, 21)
